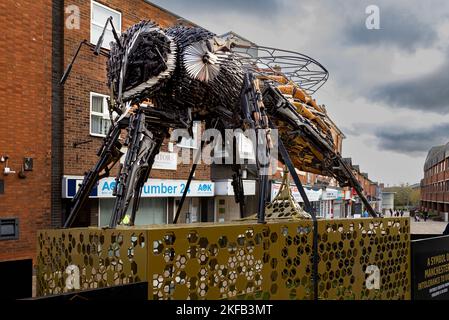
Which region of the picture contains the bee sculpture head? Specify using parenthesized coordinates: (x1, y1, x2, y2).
(107, 21, 177, 102)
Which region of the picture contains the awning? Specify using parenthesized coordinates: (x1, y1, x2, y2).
(271, 182, 322, 202)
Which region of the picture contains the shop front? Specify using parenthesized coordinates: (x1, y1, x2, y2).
(343, 190, 353, 217)
(62, 176, 215, 226)
(332, 189, 345, 219)
(270, 182, 322, 215)
(320, 188, 338, 218)
(214, 179, 257, 221)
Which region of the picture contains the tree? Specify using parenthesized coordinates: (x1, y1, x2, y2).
(384, 185, 420, 208)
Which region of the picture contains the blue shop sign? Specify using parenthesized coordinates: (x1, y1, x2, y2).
(62, 176, 214, 198)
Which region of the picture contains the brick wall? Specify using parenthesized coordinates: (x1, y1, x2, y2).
(0, 0, 53, 262)
(62, 0, 210, 181)
(421, 157, 449, 210)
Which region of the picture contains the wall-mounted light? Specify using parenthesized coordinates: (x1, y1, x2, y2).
(72, 139, 92, 148)
(1, 155, 15, 176)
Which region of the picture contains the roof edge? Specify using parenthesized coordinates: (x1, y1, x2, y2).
(143, 1, 200, 28)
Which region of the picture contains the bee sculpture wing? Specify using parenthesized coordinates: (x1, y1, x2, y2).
(232, 45, 329, 95)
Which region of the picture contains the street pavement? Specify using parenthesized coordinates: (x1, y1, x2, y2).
(384, 211, 448, 234)
(410, 219, 448, 234)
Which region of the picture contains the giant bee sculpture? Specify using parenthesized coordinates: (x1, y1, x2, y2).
(63, 19, 376, 228)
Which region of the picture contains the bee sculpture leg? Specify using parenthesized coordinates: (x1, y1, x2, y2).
(109, 109, 166, 227)
(63, 121, 125, 228)
(231, 164, 246, 219)
(240, 72, 273, 223)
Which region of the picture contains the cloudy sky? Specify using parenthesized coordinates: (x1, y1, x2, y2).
(151, 0, 449, 186)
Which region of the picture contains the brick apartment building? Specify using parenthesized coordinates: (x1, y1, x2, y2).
(421, 143, 449, 215)
(0, 0, 54, 262)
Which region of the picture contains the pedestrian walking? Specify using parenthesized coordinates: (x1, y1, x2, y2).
(423, 211, 428, 222)
(389, 208, 393, 217)
(400, 210, 404, 217)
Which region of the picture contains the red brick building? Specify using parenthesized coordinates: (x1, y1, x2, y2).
(0, 0, 54, 262)
(351, 164, 382, 214)
(421, 143, 449, 215)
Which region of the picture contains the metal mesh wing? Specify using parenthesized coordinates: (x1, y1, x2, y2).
(233, 45, 329, 94)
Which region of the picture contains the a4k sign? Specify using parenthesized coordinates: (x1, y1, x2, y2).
(412, 235, 449, 300)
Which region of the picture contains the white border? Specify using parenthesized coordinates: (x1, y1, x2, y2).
(89, 91, 110, 137)
(90, 0, 122, 49)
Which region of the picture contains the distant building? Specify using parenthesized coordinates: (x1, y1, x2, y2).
(219, 31, 258, 57)
(381, 192, 395, 213)
(421, 143, 449, 216)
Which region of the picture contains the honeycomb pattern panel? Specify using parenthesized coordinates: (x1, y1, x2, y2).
(36, 228, 148, 296)
(147, 223, 276, 300)
(317, 218, 410, 300)
(36, 218, 411, 300)
(277, 222, 315, 300)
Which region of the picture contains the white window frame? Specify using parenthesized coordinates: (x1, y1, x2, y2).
(177, 121, 200, 149)
(90, 92, 110, 137)
(90, 1, 122, 50)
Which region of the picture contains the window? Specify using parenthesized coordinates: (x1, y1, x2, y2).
(90, 92, 111, 137)
(99, 198, 167, 226)
(0, 218, 19, 240)
(177, 121, 200, 149)
(91, 1, 121, 50)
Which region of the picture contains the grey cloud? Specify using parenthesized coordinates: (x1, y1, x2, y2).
(345, 123, 449, 156)
(149, 0, 283, 16)
(343, 4, 438, 52)
(370, 58, 449, 114)
(340, 126, 360, 137)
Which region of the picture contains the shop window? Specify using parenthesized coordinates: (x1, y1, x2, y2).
(90, 1, 121, 50)
(99, 198, 167, 226)
(90, 92, 111, 137)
